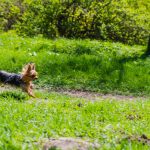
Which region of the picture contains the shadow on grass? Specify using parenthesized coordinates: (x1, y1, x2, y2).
(0, 91, 28, 101)
(117, 52, 149, 83)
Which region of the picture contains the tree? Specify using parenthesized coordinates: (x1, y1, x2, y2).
(145, 35, 150, 56)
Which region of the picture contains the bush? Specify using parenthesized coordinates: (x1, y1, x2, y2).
(0, 0, 149, 45)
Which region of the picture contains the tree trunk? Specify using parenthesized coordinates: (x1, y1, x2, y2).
(145, 35, 150, 56)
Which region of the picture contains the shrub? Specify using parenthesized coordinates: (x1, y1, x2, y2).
(0, 0, 149, 45)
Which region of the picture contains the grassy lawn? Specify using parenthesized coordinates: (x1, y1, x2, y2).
(0, 90, 150, 149)
(0, 31, 149, 95)
(0, 32, 150, 149)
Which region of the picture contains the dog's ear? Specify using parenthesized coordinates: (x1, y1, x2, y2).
(31, 63, 35, 70)
(26, 64, 32, 73)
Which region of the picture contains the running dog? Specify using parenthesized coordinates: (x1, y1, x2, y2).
(0, 63, 38, 97)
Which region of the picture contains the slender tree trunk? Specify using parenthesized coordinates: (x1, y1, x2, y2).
(148, 35, 150, 51)
(145, 35, 150, 56)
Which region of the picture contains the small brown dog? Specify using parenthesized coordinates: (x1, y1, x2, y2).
(0, 63, 38, 97)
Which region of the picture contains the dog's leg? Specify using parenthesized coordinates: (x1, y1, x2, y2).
(30, 83, 34, 89)
(28, 88, 35, 98)
(29, 82, 35, 97)
(22, 84, 35, 98)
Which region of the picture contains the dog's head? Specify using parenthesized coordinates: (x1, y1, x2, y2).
(21, 63, 38, 82)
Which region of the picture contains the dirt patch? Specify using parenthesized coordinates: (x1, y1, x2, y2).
(126, 114, 142, 120)
(55, 89, 146, 101)
(127, 134, 150, 145)
(0, 85, 147, 101)
(0, 85, 15, 92)
(42, 137, 100, 150)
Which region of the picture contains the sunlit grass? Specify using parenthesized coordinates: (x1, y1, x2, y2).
(0, 90, 150, 149)
(0, 32, 149, 96)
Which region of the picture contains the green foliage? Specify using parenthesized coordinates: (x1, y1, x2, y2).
(0, 0, 149, 45)
(0, 0, 22, 31)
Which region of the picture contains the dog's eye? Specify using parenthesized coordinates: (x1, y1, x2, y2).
(31, 75, 35, 78)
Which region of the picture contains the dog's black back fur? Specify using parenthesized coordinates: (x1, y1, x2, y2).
(0, 71, 24, 86)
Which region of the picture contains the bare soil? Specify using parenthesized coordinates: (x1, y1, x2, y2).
(0, 85, 147, 101)
(57, 89, 145, 101)
(42, 137, 100, 150)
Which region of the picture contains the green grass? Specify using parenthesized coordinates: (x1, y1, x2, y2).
(0, 31, 149, 95)
(0, 32, 150, 95)
(0, 90, 150, 149)
(0, 32, 150, 149)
